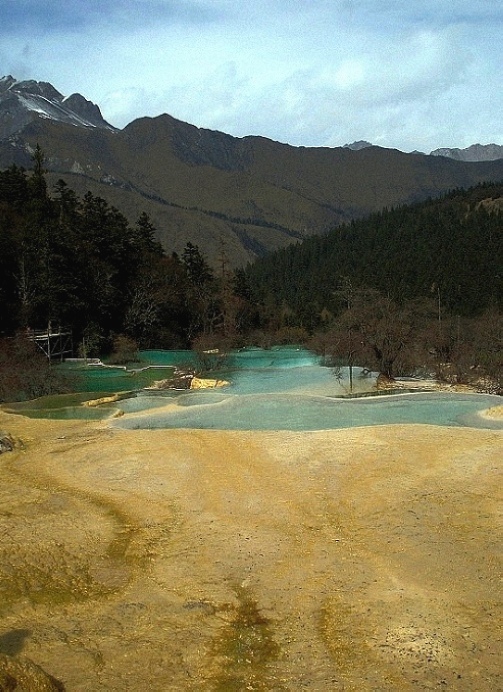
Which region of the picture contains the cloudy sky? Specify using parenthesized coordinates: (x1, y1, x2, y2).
(1, 0, 501, 151)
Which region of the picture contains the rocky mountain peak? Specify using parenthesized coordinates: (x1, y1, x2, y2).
(62, 92, 110, 128)
(11, 79, 63, 102)
(343, 140, 373, 151)
(430, 143, 503, 162)
(0, 75, 17, 90)
(0, 75, 116, 138)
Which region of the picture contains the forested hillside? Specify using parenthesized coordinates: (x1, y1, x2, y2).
(1, 153, 501, 397)
(244, 182, 503, 326)
(0, 150, 233, 351)
(239, 183, 502, 391)
(3, 97, 503, 268)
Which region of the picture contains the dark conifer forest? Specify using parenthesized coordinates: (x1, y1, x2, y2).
(0, 150, 501, 399)
(0, 148, 225, 350)
(243, 183, 503, 324)
(242, 182, 502, 391)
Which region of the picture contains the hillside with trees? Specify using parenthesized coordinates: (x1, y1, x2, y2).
(244, 183, 502, 322)
(0, 149, 235, 353)
(3, 77, 503, 269)
(0, 153, 501, 399)
(242, 183, 502, 390)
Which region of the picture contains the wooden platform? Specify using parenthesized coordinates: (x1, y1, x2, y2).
(28, 327, 73, 361)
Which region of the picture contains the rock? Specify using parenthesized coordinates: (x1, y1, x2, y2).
(0, 653, 65, 690)
(147, 372, 193, 390)
(0, 432, 15, 454)
(375, 374, 399, 391)
(83, 393, 127, 407)
(190, 377, 229, 390)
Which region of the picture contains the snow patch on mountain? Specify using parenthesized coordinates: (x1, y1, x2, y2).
(0, 75, 117, 136)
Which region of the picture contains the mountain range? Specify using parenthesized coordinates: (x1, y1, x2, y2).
(0, 75, 116, 135)
(343, 139, 503, 161)
(1, 76, 502, 267)
(430, 143, 503, 162)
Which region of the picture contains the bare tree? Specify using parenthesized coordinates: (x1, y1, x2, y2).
(318, 289, 433, 383)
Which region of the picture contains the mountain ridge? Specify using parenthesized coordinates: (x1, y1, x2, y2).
(1, 76, 503, 267)
(430, 143, 503, 162)
(0, 75, 116, 135)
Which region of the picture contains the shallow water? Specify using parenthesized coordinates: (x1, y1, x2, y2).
(56, 361, 176, 393)
(3, 347, 501, 430)
(114, 390, 502, 431)
(220, 363, 373, 397)
(113, 349, 502, 431)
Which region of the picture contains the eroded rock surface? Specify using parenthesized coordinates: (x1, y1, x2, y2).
(0, 411, 501, 690)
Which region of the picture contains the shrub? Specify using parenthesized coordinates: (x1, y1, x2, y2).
(0, 335, 69, 402)
(108, 335, 140, 365)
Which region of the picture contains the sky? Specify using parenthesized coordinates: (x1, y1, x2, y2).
(1, 0, 502, 152)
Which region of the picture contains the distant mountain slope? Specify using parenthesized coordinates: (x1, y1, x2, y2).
(343, 140, 373, 151)
(430, 143, 503, 162)
(1, 77, 503, 267)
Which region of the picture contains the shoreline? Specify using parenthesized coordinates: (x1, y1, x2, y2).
(479, 403, 503, 419)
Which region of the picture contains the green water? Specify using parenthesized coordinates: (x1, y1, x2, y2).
(136, 350, 197, 367)
(3, 355, 179, 419)
(56, 361, 176, 393)
(115, 390, 502, 431)
(3, 348, 501, 430)
(2, 391, 129, 420)
(6, 404, 114, 420)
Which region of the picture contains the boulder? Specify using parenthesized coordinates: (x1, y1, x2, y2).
(190, 377, 229, 390)
(0, 653, 65, 690)
(0, 432, 14, 454)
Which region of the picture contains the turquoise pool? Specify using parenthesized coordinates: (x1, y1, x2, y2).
(113, 389, 502, 431)
(3, 348, 501, 430)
